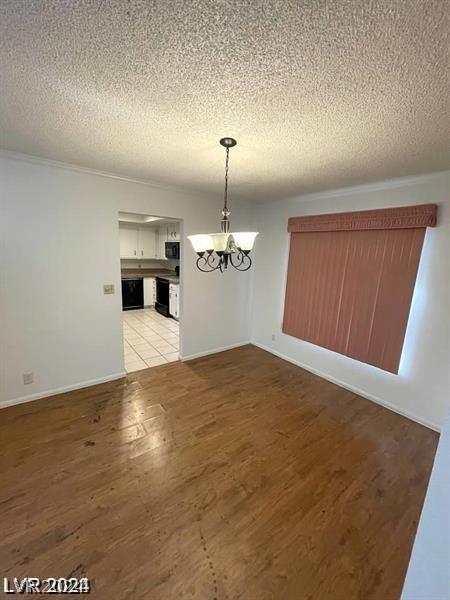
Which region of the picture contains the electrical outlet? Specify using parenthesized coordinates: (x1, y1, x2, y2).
(23, 372, 33, 385)
(103, 284, 115, 295)
(271, 333, 276, 341)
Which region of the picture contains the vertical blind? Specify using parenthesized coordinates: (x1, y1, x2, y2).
(282, 204, 437, 373)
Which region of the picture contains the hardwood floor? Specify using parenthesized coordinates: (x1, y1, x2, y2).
(0, 345, 438, 599)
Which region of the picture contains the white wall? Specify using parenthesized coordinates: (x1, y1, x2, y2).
(250, 171, 450, 430)
(402, 415, 450, 599)
(0, 154, 253, 405)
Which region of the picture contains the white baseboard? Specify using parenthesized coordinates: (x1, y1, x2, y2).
(2, 343, 440, 433)
(0, 372, 126, 410)
(180, 341, 251, 362)
(252, 342, 440, 432)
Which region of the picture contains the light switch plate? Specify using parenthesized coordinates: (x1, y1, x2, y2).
(23, 372, 34, 385)
(103, 284, 115, 295)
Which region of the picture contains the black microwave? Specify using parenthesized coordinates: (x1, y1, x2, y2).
(165, 241, 180, 259)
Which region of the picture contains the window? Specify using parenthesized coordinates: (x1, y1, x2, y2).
(282, 204, 437, 373)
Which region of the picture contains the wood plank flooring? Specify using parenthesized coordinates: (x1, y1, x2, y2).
(0, 345, 438, 599)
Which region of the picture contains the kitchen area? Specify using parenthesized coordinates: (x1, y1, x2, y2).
(119, 212, 181, 373)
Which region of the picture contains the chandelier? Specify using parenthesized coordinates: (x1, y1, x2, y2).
(187, 137, 258, 272)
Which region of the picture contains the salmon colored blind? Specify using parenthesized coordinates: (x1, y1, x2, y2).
(282, 204, 437, 373)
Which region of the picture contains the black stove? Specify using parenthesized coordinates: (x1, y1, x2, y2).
(155, 277, 170, 317)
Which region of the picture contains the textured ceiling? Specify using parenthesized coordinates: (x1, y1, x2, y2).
(0, 0, 449, 201)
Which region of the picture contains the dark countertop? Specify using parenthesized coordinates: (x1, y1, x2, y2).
(121, 270, 179, 284)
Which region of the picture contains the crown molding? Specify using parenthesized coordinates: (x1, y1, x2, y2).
(0, 148, 215, 199)
(277, 170, 450, 205)
(1, 148, 447, 207)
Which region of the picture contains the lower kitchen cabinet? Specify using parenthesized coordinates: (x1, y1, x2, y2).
(169, 283, 179, 319)
(143, 277, 156, 306)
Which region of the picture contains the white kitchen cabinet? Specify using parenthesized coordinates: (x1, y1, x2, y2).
(143, 277, 156, 306)
(119, 224, 180, 260)
(156, 227, 168, 260)
(138, 228, 156, 258)
(119, 225, 159, 259)
(119, 227, 139, 258)
(169, 283, 179, 320)
(167, 223, 180, 241)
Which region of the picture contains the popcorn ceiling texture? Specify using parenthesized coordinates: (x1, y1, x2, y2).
(0, 0, 449, 201)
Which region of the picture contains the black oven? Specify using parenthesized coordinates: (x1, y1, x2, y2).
(165, 241, 180, 259)
(155, 277, 170, 317)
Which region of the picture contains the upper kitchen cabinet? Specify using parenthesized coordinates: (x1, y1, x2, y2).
(167, 223, 180, 241)
(138, 228, 156, 258)
(119, 225, 157, 259)
(156, 226, 168, 259)
(119, 226, 139, 258)
(119, 222, 179, 260)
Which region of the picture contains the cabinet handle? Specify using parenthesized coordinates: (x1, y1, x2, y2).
(141, 250, 143, 256)
(134, 250, 136, 255)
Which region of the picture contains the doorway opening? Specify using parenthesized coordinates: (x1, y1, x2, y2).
(118, 211, 182, 373)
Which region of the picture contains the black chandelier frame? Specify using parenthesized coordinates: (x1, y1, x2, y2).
(195, 247, 252, 273)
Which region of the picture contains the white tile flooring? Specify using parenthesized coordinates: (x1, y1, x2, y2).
(123, 307, 179, 373)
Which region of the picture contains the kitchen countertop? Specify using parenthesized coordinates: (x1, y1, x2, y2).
(121, 270, 179, 284)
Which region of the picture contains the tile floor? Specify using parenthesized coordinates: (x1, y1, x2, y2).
(123, 307, 179, 373)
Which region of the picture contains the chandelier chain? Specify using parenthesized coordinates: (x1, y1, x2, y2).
(223, 146, 230, 215)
